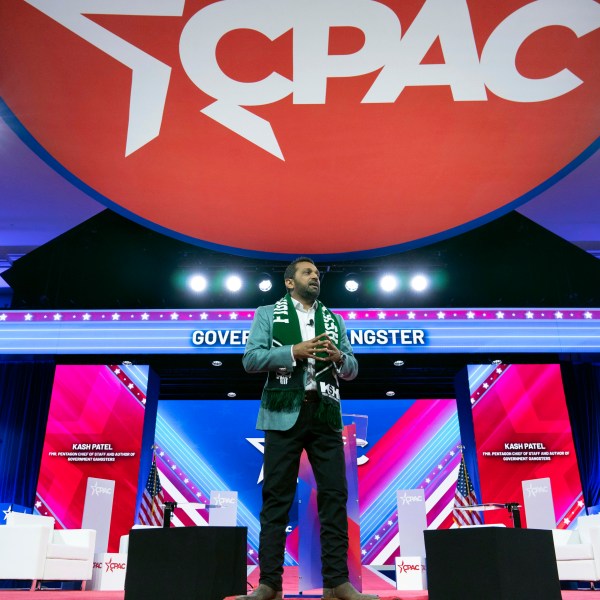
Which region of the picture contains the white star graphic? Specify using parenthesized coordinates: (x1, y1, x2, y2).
(160, 451, 165, 457)
(449, 451, 455, 456)
(171, 464, 177, 470)
(525, 311, 534, 319)
(377, 312, 386, 320)
(438, 464, 443, 470)
(496, 368, 503, 374)
(170, 312, 179, 320)
(362, 550, 367, 556)
(348, 312, 357, 320)
(24, 313, 32, 321)
(141, 313, 150, 320)
(563, 517, 571, 525)
(200, 312, 209, 320)
(374, 534, 380, 540)
(482, 383, 489, 389)
(82, 313, 91, 320)
(554, 311, 563, 319)
(53, 313, 62, 321)
(229, 312, 238, 320)
(578, 500, 585, 507)
(3, 505, 12, 521)
(496, 311, 504, 319)
(184, 478, 189, 484)
(425, 478, 431, 484)
(0, 314, 6, 321)
(111, 313, 120, 321)
(128, 383, 134, 389)
(115, 368, 121, 374)
(436, 311, 445, 319)
(584, 312, 592, 319)
(35, 501, 42, 508)
(247, 437, 266, 484)
(196, 492, 202, 498)
(466, 311, 475, 319)
(407, 312, 415, 319)
(388, 520, 393, 526)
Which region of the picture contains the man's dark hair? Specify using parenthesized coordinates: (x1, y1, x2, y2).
(284, 257, 315, 281)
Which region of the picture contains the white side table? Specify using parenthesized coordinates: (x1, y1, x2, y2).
(90, 552, 128, 590)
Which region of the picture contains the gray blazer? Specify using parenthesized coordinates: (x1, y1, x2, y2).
(242, 304, 358, 431)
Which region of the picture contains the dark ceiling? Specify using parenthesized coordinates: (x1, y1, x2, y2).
(4, 208, 600, 310)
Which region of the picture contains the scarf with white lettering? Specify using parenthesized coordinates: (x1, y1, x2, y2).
(263, 294, 342, 430)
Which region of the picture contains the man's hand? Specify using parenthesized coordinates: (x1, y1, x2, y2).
(293, 333, 342, 363)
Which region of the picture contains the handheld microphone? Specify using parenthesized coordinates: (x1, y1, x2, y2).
(308, 319, 314, 327)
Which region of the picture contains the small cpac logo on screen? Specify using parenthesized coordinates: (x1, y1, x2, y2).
(2, 0, 600, 254)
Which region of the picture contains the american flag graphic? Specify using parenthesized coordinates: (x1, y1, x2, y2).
(452, 453, 483, 526)
(138, 455, 164, 526)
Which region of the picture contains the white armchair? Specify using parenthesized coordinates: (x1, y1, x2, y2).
(552, 514, 600, 588)
(0, 512, 96, 590)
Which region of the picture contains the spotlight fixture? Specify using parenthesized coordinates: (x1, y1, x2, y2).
(379, 274, 399, 293)
(188, 274, 208, 293)
(225, 275, 243, 292)
(491, 359, 502, 365)
(410, 274, 429, 292)
(258, 274, 273, 292)
(385, 390, 396, 397)
(227, 392, 237, 398)
(211, 360, 223, 367)
(393, 360, 405, 367)
(344, 274, 359, 293)
(122, 360, 133, 366)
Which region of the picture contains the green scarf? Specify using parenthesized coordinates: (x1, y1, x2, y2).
(263, 294, 343, 430)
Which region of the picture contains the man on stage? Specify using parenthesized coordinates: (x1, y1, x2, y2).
(238, 257, 378, 600)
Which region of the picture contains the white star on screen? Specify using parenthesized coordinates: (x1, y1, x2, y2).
(407, 312, 415, 319)
(35, 501, 42, 508)
(112, 313, 120, 320)
(377, 312, 386, 320)
(564, 517, 571, 525)
(128, 383, 134, 389)
(114, 368, 121, 374)
(200, 312, 208, 320)
(525, 311, 534, 319)
(170, 312, 179, 320)
(247, 437, 266, 484)
(184, 478, 189, 484)
(348, 312, 357, 320)
(0, 314, 6, 321)
(374, 535, 380, 540)
(584, 312, 592, 319)
(554, 311, 563, 319)
(482, 383, 489, 389)
(24, 314, 32, 321)
(436, 311, 445, 319)
(578, 500, 585, 507)
(53, 313, 62, 321)
(171, 464, 177, 470)
(496, 368, 503, 374)
(3, 505, 12, 520)
(82, 313, 91, 320)
(141, 313, 150, 320)
(496, 311, 504, 319)
(466, 311, 475, 319)
(229, 312, 238, 320)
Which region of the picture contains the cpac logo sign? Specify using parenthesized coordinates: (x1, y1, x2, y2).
(90, 482, 114, 496)
(524, 482, 550, 497)
(398, 491, 424, 505)
(3, 0, 600, 255)
(22, 0, 600, 159)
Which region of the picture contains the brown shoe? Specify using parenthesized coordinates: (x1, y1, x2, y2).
(235, 583, 283, 600)
(322, 581, 379, 600)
